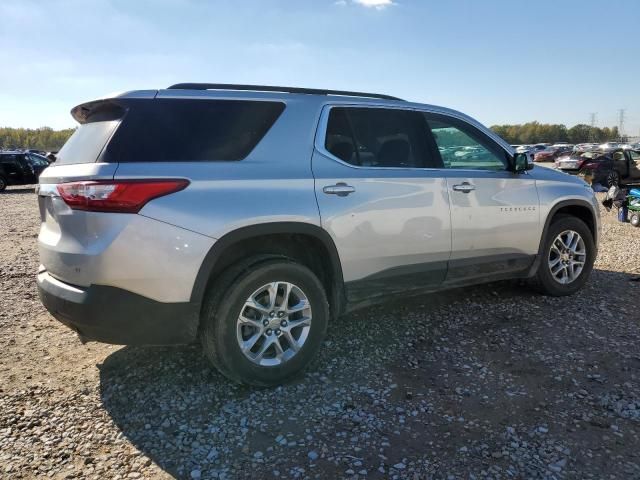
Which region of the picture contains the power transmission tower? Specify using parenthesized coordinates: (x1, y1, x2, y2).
(618, 109, 626, 139)
(589, 113, 597, 142)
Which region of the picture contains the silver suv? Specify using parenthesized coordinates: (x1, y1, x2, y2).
(37, 83, 600, 386)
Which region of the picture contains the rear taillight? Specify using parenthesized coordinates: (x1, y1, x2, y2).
(57, 180, 189, 213)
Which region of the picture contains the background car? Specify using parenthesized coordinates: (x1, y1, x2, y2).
(534, 145, 569, 162)
(556, 148, 640, 186)
(0, 151, 49, 191)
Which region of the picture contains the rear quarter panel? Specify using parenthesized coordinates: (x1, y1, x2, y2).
(118, 96, 323, 239)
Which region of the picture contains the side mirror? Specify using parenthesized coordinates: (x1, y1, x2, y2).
(513, 152, 533, 172)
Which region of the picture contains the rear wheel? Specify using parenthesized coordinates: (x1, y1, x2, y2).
(631, 213, 640, 227)
(200, 257, 329, 386)
(534, 215, 595, 296)
(0, 176, 6, 192)
(606, 170, 620, 187)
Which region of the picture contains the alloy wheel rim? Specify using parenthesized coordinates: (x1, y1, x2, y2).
(548, 230, 586, 285)
(236, 281, 312, 366)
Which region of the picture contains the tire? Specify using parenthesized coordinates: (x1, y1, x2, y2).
(606, 170, 620, 188)
(200, 257, 329, 386)
(0, 176, 6, 192)
(631, 213, 640, 227)
(533, 215, 595, 296)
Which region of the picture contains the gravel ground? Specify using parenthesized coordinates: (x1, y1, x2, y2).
(1, 184, 639, 480)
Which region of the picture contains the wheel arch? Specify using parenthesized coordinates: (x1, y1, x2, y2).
(539, 199, 599, 254)
(528, 199, 598, 277)
(191, 222, 346, 319)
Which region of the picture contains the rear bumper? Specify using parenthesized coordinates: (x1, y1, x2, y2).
(37, 269, 199, 345)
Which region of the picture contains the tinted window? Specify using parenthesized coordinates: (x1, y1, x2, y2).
(325, 107, 436, 168)
(425, 114, 507, 170)
(324, 108, 358, 164)
(56, 121, 119, 165)
(26, 154, 49, 166)
(0, 154, 19, 164)
(106, 99, 285, 162)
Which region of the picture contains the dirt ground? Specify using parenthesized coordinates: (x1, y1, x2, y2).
(1, 185, 639, 479)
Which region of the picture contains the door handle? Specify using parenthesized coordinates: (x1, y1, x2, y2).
(452, 182, 475, 193)
(323, 183, 355, 197)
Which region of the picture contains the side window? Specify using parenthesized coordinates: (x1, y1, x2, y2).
(425, 114, 508, 170)
(324, 107, 437, 168)
(2, 155, 19, 166)
(629, 151, 640, 162)
(0, 155, 20, 172)
(106, 99, 285, 163)
(27, 154, 49, 166)
(324, 108, 358, 165)
(613, 151, 625, 161)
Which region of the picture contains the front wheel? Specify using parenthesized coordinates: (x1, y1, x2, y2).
(533, 215, 596, 296)
(0, 176, 6, 192)
(200, 258, 329, 386)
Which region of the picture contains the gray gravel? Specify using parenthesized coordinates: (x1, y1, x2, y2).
(1, 185, 640, 479)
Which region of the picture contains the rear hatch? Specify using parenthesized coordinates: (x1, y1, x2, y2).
(37, 98, 130, 285)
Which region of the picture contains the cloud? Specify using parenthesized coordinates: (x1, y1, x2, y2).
(334, 0, 396, 9)
(353, 0, 396, 9)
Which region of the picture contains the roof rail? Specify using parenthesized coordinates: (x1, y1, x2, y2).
(167, 83, 404, 101)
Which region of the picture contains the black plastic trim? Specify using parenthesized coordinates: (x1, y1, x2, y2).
(167, 83, 404, 101)
(38, 271, 198, 345)
(190, 222, 346, 316)
(526, 199, 598, 277)
(345, 260, 447, 304)
(446, 253, 535, 282)
(343, 255, 537, 312)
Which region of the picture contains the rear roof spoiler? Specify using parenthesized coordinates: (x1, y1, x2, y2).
(70, 99, 127, 124)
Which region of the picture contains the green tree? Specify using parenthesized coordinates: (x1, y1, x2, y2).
(490, 122, 620, 144)
(0, 127, 75, 151)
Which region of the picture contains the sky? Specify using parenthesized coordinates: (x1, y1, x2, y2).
(1, 0, 640, 135)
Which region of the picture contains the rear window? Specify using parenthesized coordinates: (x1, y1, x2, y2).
(55, 121, 120, 165)
(105, 99, 285, 162)
(54, 101, 125, 165)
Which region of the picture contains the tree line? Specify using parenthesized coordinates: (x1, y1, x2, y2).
(0, 127, 75, 152)
(490, 122, 621, 145)
(0, 121, 625, 153)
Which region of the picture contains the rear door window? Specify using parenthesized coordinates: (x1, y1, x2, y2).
(324, 107, 438, 168)
(105, 99, 285, 162)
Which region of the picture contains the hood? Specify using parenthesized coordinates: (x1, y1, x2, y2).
(529, 165, 589, 186)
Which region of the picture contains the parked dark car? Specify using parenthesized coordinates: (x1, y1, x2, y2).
(555, 148, 640, 186)
(0, 151, 49, 191)
(534, 145, 572, 163)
